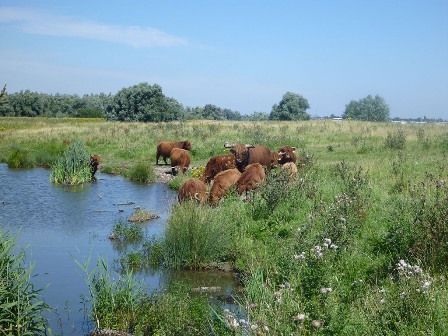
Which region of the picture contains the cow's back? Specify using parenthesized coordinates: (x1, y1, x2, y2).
(178, 178, 207, 204)
(248, 145, 272, 168)
(209, 168, 241, 205)
(236, 163, 266, 194)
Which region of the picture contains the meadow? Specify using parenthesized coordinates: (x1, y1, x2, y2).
(1, 117, 448, 335)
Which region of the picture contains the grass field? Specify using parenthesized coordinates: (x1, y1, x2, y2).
(1, 117, 448, 335)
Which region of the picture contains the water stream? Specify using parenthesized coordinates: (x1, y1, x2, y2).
(0, 164, 239, 335)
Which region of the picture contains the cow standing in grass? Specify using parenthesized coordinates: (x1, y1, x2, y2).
(201, 154, 236, 184)
(224, 143, 272, 172)
(90, 155, 101, 180)
(208, 168, 241, 205)
(281, 162, 298, 181)
(156, 140, 191, 165)
(178, 178, 208, 204)
(236, 163, 266, 194)
(170, 148, 190, 175)
(277, 146, 297, 165)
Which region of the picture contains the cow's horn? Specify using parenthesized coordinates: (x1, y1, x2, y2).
(291, 147, 296, 151)
(278, 151, 285, 155)
(224, 142, 234, 148)
(245, 144, 255, 148)
(194, 192, 201, 201)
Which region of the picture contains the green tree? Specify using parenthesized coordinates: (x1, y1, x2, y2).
(106, 83, 183, 122)
(270, 92, 310, 120)
(343, 95, 390, 121)
(0, 84, 10, 116)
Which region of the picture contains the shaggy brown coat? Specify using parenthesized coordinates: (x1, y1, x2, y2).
(236, 163, 266, 194)
(170, 148, 191, 175)
(201, 154, 236, 184)
(90, 155, 101, 179)
(208, 168, 241, 205)
(224, 143, 272, 172)
(277, 146, 297, 165)
(281, 162, 298, 180)
(156, 140, 192, 165)
(178, 178, 208, 204)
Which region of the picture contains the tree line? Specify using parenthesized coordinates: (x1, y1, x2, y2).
(0, 82, 390, 121)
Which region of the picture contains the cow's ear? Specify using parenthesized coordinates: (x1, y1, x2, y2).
(245, 144, 255, 149)
(230, 149, 236, 154)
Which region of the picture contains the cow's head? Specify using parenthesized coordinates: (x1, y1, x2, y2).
(278, 146, 296, 164)
(224, 143, 254, 167)
(182, 141, 192, 151)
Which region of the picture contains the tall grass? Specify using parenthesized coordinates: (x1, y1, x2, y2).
(126, 162, 155, 183)
(50, 140, 92, 184)
(82, 259, 231, 335)
(0, 230, 49, 335)
(146, 200, 242, 269)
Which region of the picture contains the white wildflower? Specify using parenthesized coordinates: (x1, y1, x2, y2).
(293, 313, 306, 321)
(294, 252, 306, 260)
(312, 320, 324, 328)
(320, 287, 333, 294)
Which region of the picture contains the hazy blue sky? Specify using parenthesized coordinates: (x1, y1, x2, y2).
(0, 1, 447, 118)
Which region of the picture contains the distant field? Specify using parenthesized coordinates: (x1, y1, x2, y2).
(1, 117, 447, 183)
(2, 117, 448, 334)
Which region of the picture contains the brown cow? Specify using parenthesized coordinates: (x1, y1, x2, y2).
(90, 155, 101, 179)
(170, 148, 191, 175)
(270, 151, 280, 169)
(178, 178, 207, 204)
(236, 163, 266, 194)
(156, 140, 192, 165)
(208, 168, 241, 205)
(277, 146, 297, 165)
(201, 154, 236, 184)
(224, 143, 272, 172)
(281, 162, 298, 181)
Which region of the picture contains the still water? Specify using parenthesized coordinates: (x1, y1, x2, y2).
(0, 164, 238, 335)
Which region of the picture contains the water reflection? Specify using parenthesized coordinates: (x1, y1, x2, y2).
(0, 164, 241, 335)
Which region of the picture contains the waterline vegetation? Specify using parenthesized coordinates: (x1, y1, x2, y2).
(0, 229, 49, 335)
(2, 117, 448, 334)
(50, 140, 92, 185)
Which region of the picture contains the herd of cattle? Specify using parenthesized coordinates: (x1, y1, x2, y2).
(156, 140, 299, 205)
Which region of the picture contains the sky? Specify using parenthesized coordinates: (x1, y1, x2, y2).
(0, 1, 447, 118)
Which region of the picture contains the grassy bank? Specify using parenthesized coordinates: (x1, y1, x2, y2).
(0, 229, 49, 335)
(2, 117, 448, 334)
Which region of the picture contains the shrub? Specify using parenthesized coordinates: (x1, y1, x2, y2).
(6, 146, 34, 168)
(110, 220, 143, 242)
(50, 140, 92, 184)
(127, 163, 155, 183)
(385, 129, 406, 150)
(0, 230, 49, 335)
(153, 201, 239, 269)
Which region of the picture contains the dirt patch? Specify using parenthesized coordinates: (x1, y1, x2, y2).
(153, 165, 175, 183)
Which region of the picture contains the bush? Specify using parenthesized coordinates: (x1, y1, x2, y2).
(150, 201, 240, 269)
(6, 146, 34, 168)
(127, 163, 155, 183)
(385, 129, 406, 150)
(110, 220, 144, 242)
(0, 230, 49, 335)
(50, 140, 92, 185)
